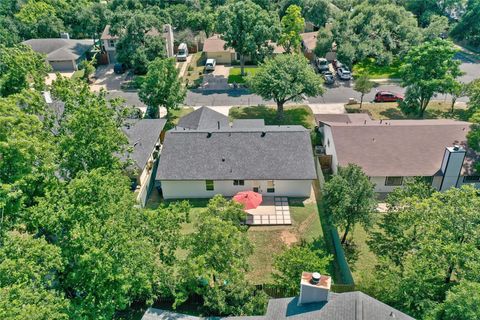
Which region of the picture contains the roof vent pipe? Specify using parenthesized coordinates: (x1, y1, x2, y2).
(207, 132, 212, 138)
(310, 272, 321, 285)
(217, 121, 220, 130)
(261, 132, 266, 137)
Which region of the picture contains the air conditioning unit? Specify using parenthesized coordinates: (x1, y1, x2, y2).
(314, 146, 325, 155)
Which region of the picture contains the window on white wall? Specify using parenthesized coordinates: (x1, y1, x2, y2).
(463, 176, 480, 183)
(267, 180, 275, 193)
(385, 176, 403, 186)
(233, 180, 245, 186)
(108, 40, 115, 47)
(205, 180, 214, 191)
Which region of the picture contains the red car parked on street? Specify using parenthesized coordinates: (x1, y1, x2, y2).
(374, 91, 404, 103)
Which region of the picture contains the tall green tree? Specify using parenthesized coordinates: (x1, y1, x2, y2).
(399, 39, 462, 117)
(279, 5, 304, 53)
(14, 0, 64, 39)
(273, 242, 332, 293)
(323, 164, 376, 244)
(139, 57, 185, 119)
(113, 12, 166, 74)
(467, 80, 480, 172)
(314, 27, 334, 58)
(0, 93, 57, 229)
(332, 1, 422, 66)
(0, 45, 51, 97)
(30, 169, 189, 319)
(217, 0, 279, 75)
(303, 0, 330, 28)
(51, 78, 128, 179)
(365, 186, 480, 318)
(451, 0, 480, 46)
(429, 281, 480, 320)
(175, 215, 266, 316)
(0, 231, 69, 320)
(247, 54, 323, 119)
(354, 75, 374, 108)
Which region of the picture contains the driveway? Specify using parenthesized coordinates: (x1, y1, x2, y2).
(91, 64, 127, 91)
(45, 71, 74, 85)
(201, 65, 231, 90)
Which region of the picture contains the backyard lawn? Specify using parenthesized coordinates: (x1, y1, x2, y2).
(352, 58, 402, 79)
(228, 66, 259, 84)
(149, 194, 324, 285)
(346, 101, 469, 121)
(229, 105, 316, 129)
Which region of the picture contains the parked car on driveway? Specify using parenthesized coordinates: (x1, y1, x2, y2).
(315, 58, 329, 73)
(323, 71, 335, 85)
(176, 43, 188, 61)
(374, 91, 404, 103)
(205, 58, 216, 71)
(337, 67, 352, 80)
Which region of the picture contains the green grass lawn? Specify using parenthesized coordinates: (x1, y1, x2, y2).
(229, 105, 316, 129)
(352, 58, 401, 79)
(183, 52, 205, 89)
(148, 195, 324, 285)
(346, 101, 469, 121)
(228, 66, 259, 84)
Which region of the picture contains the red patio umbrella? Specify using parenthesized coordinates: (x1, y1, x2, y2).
(233, 191, 263, 210)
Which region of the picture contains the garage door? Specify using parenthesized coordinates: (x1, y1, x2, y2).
(49, 60, 75, 72)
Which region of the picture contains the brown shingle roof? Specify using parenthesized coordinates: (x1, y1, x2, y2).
(101, 25, 161, 41)
(316, 113, 372, 125)
(301, 32, 318, 52)
(325, 119, 477, 176)
(203, 34, 235, 53)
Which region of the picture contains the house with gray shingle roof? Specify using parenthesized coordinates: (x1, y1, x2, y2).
(141, 271, 414, 320)
(22, 38, 93, 71)
(122, 118, 166, 206)
(156, 107, 316, 199)
(317, 114, 480, 193)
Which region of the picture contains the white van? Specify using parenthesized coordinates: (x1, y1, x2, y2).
(176, 43, 188, 61)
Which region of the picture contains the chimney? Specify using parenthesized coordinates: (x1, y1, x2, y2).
(60, 32, 70, 39)
(163, 24, 174, 58)
(439, 145, 466, 191)
(298, 272, 331, 305)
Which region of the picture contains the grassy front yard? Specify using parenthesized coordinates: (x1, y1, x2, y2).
(228, 66, 259, 84)
(346, 101, 469, 120)
(183, 52, 205, 89)
(229, 105, 316, 129)
(352, 58, 401, 79)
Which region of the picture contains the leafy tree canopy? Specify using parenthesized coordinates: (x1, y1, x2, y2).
(279, 5, 305, 53)
(247, 54, 323, 119)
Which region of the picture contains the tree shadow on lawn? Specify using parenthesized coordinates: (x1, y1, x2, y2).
(229, 105, 314, 129)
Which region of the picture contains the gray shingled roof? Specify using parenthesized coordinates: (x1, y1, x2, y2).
(177, 107, 229, 130)
(324, 119, 477, 176)
(157, 126, 316, 181)
(122, 119, 166, 170)
(232, 119, 265, 128)
(142, 292, 414, 320)
(22, 38, 93, 61)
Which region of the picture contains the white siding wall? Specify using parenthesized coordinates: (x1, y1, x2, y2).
(161, 179, 312, 199)
(322, 125, 339, 174)
(369, 176, 402, 193)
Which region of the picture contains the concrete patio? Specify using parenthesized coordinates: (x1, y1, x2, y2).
(245, 197, 291, 225)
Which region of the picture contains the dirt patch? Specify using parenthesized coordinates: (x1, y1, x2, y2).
(280, 230, 298, 246)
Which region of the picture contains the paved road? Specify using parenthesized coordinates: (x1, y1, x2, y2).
(185, 62, 478, 106)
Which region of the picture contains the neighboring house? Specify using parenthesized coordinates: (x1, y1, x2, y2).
(122, 118, 167, 207)
(203, 33, 316, 64)
(142, 271, 414, 320)
(316, 114, 480, 193)
(22, 38, 93, 71)
(300, 32, 318, 61)
(100, 24, 174, 64)
(203, 34, 238, 64)
(156, 107, 316, 199)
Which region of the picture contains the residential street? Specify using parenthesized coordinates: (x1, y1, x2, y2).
(185, 61, 478, 106)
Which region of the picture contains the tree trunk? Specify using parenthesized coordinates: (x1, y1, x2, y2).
(240, 55, 246, 76)
(419, 97, 430, 118)
(341, 222, 351, 244)
(276, 101, 285, 121)
(445, 264, 454, 284)
(360, 94, 364, 109)
(451, 97, 457, 113)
